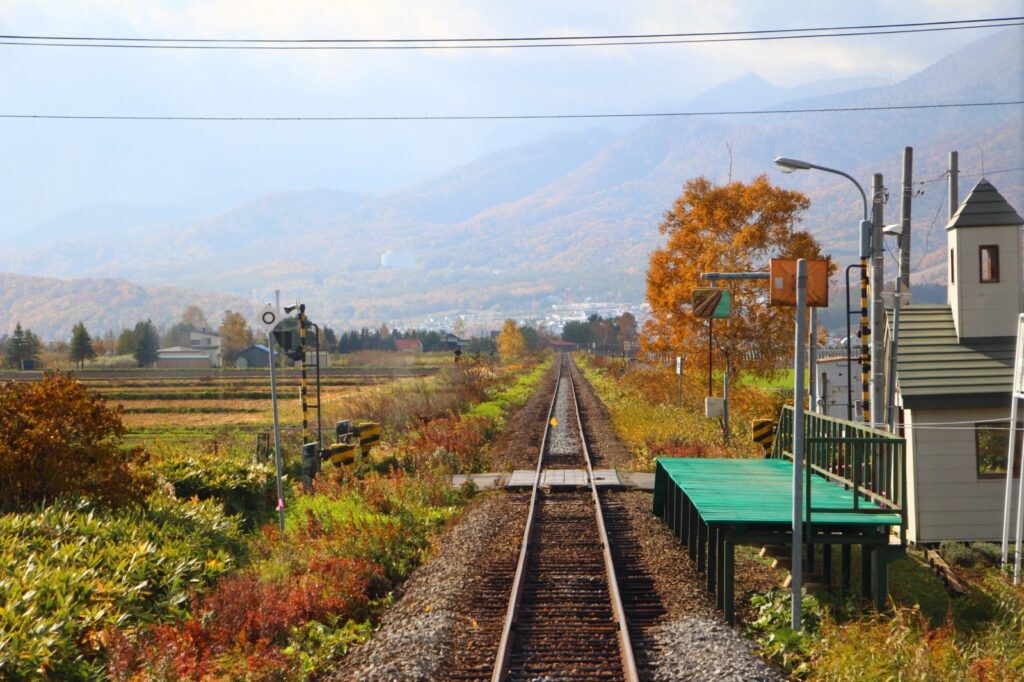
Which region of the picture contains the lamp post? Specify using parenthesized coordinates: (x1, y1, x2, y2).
(775, 157, 874, 425)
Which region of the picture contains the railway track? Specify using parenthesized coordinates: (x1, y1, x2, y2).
(490, 356, 640, 682)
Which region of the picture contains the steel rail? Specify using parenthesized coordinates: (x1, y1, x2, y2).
(490, 354, 564, 681)
(490, 355, 639, 682)
(567, 360, 641, 682)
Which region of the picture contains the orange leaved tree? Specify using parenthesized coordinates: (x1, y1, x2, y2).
(0, 372, 153, 511)
(643, 175, 832, 377)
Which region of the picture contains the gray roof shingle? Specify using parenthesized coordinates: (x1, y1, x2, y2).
(895, 304, 1015, 407)
(946, 178, 1024, 230)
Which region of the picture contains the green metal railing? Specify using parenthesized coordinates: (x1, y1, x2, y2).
(771, 405, 907, 544)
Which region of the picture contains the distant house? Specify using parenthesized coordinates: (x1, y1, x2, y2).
(188, 329, 222, 367)
(548, 339, 578, 353)
(395, 338, 423, 353)
(236, 344, 270, 369)
(156, 346, 215, 370)
(438, 332, 468, 351)
(890, 179, 1022, 543)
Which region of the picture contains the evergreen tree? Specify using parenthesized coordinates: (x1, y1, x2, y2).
(5, 323, 42, 370)
(69, 322, 97, 369)
(116, 327, 138, 355)
(132, 320, 160, 367)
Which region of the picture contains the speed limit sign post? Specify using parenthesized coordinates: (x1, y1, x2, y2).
(258, 303, 286, 531)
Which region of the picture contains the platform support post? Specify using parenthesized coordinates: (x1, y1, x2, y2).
(822, 542, 833, 587)
(861, 545, 873, 602)
(723, 540, 735, 624)
(841, 544, 852, 596)
(697, 521, 707, 572)
(707, 526, 718, 592)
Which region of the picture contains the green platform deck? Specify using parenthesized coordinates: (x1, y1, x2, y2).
(654, 458, 903, 528)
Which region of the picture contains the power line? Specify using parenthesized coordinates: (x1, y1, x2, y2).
(1, 99, 1020, 123)
(1, 19, 1020, 50)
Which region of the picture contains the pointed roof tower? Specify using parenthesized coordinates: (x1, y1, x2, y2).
(946, 178, 1024, 230)
(946, 178, 1023, 340)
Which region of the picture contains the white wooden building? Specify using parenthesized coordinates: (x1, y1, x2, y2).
(892, 179, 1022, 543)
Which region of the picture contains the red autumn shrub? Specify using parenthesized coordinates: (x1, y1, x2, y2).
(109, 556, 380, 680)
(407, 415, 488, 458)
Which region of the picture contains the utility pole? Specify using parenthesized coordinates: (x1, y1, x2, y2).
(870, 173, 885, 429)
(899, 147, 913, 292)
(808, 308, 817, 413)
(948, 151, 959, 221)
(791, 259, 808, 631)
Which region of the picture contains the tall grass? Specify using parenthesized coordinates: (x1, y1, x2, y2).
(578, 354, 776, 469)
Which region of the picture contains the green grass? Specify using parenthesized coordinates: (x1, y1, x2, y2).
(739, 368, 808, 389)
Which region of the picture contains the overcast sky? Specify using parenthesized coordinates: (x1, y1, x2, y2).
(1, 0, 1021, 235)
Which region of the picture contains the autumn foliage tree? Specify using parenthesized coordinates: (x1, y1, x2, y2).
(496, 319, 526, 365)
(643, 175, 833, 376)
(0, 373, 153, 511)
(219, 310, 255, 364)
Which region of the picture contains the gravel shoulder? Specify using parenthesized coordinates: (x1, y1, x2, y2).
(333, 493, 528, 682)
(488, 360, 558, 471)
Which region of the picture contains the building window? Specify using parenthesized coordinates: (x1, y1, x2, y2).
(979, 245, 1000, 283)
(976, 421, 1022, 478)
(950, 248, 954, 284)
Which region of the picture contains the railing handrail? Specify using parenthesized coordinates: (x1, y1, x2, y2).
(770, 405, 907, 544)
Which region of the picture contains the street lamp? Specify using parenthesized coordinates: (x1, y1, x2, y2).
(774, 156, 875, 425)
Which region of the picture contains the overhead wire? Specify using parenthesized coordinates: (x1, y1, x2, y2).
(1, 99, 1021, 122)
(3, 17, 1018, 43)
(0, 19, 1021, 50)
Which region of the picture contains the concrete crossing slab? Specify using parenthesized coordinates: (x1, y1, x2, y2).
(452, 469, 654, 492)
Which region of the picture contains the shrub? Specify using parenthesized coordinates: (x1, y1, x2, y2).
(0, 372, 154, 511)
(149, 440, 277, 527)
(971, 542, 1003, 567)
(0, 494, 243, 679)
(111, 470, 461, 679)
(405, 415, 490, 473)
(940, 541, 976, 568)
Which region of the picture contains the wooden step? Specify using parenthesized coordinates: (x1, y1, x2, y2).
(760, 545, 789, 559)
(781, 571, 823, 589)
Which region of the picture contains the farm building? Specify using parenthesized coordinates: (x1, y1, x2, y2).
(395, 338, 423, 352)
(890, 178, 1022, 543)
(438, 332, 468, 351)
(188, 329, 222, 367)
(236, 344, 270, 369)
(156, 346, 216, 370)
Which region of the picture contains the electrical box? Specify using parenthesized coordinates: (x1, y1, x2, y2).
(705, 397, 725, 418)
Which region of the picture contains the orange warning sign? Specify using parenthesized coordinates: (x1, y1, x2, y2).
(769, 258, 830, 307)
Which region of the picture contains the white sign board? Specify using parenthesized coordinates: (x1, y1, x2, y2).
(1014, 314, 1024, 398)
(257, 303, 281, 333)
(676, 356, 682, 375)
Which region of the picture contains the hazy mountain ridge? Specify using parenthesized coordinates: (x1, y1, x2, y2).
(0, 272, 249, 340)
(3, 29, 1022, 330)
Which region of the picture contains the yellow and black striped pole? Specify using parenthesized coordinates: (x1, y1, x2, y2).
(298, 304, 309, 444)
(859, 258, 870, 424)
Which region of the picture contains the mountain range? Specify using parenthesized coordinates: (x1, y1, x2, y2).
(3, 28, 1021, 339)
